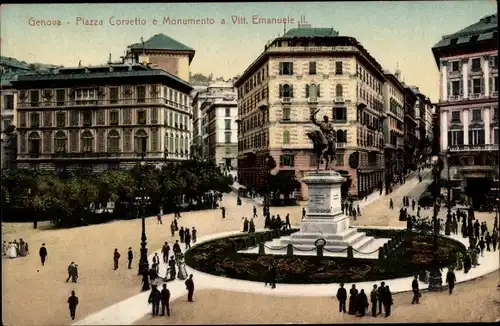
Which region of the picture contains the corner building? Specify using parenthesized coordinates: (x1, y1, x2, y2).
(432, 13, 498, 208)
(235, 26, 386, 200)
(12, 63, 193, 171)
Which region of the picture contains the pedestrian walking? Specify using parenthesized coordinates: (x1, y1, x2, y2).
(185, 229, 191, 249)
(411, 275, 420, 304)
(336, 283, 347, 313)
(370, 284, 378, 317)
(39, 243, 48, 266)
(157, 214, 162, 225)
(478, 237, 486, 257)
(302, 207, 306, 220)
(67, 290, 79, 321)
(113, 248, 121, 270)
(185, 274, 195, 302)
(192, 227, 197, 243)
(170, 221, 176, 237)
(160, 284, 171, 317)
(492, 229, 498, 251)
(485, 232, 492, 251)
(383, 285, 393, 317)
(253, 206, 257, 218)
(377, 281, 385, 315)
(148, 285, 161, 316)
(127, 247, 133, 269)
(285, 214, 291, 230)
(161, 242, 170, 264)
(389, 198, 393, 210)
(221, 206, 226, 219)
(446, 269, 456, 294)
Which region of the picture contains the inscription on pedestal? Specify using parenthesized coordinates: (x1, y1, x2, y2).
(308, 187, 331, 214)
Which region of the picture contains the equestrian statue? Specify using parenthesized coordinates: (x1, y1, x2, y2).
(307, 109, 336, 171)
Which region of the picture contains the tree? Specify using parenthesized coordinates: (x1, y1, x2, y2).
(268, 171, 301, 203)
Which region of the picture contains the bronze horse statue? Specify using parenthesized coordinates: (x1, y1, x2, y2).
(307, 130, 336, 171)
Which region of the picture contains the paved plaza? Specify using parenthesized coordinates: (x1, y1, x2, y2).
(2, 170, 499, 325)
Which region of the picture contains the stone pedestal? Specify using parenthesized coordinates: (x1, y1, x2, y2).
(281, 171, 375, 252)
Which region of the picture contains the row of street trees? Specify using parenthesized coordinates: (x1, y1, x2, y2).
(1, 160, 233, 227)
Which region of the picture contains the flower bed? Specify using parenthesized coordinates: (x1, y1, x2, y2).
(185, 229, 466, 284)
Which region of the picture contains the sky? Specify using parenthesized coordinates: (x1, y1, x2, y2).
(0, 1, 497, 102)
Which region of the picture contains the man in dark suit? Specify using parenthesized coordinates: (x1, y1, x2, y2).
(370, 284, 378, 317)
(185, 274, 195, 302)
(336, 283, 347, 313)
(377, 281, 385, 315)
(67, 290, 79, 320)
(160, 284, 171, 316)
(39, 243, 48, 266)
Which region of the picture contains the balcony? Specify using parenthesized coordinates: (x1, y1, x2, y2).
(307, 97, 318, 104)
(257, 98, 269, 109)
(17, 97, 184, 109)
(448, 144, 498, 152)
(469, 93, 484, 99)
(281, 97, 292, 104)
(336, 142, 346, 149)
(491, 91, 498, 97)
(334, 96, 345, 104)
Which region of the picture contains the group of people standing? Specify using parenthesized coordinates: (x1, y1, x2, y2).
(3, 239, 29, 259)
(341, 200, 361, 219)
(336, 282, 393, 318)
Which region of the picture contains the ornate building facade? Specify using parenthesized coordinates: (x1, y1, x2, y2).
(382, 71, 405, 183)
(12, 63, 193, 171)
(234, 26, 387, 199)
(432, 13, 498, 208)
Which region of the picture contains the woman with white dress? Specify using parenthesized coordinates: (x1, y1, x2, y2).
(7, 242, 17, 258)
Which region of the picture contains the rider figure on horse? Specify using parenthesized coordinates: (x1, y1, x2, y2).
(310, 109, 336, 155)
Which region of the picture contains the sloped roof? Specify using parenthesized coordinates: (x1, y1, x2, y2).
(282, 27, 339, 38)
(433, 13, 497, 48)
(129, 33, 194, 52)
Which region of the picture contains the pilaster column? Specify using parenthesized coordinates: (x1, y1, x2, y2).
(463, 109, 469, 145)
(484, 107, 491, 144)
(441, 110, 448, 151)
(462, 58, 469, 99)
(441, 61, 448, 101)
(483, 55, 490, 97)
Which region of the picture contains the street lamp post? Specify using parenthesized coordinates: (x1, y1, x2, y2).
(137, 147, 149, 277)
(428, 155, 443, 291)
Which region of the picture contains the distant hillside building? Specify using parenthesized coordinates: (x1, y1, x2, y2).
(126, 34, 195, 82)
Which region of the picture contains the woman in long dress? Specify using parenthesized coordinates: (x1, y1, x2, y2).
(7, 243, 17, 258)
(348, 284, 359, 315)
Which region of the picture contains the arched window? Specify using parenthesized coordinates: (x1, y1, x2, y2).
(309, 84, 318, 101)
(283, 130, 290, 144)
(336, 84, 343, 97)
(54, 131, 67, 153)
(282, 84, 291, 97)
(175, 134, 179, 153)
(184, 136, 189, 151)
(134, 129, 148, 153)
(180, 135, 184, 155)
(107, 129, 120, 153)
(28, 131, 41, 154)
(81, 130, 94, 152)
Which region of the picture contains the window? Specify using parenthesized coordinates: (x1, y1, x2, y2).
(109, 87, 118, 104)
(55, 90, 65, 106)
(4, 95, 14, 110)
(494, 76, 498, 92)
(283, 130, 290, 144)
(335, 84, 343, 97)
(169, 112, 173, 127)
(28, 132, 40, 155)
(75, 89, 97, 105)
(306, 84, 318, 101)
(335, 154, 344, 166)
(279, 84, 293, 98)
(469, 129, 485, 145)
(81, 130, 94, 152)
(137, 86, 146, 103)
(184, 116, 188, 130)
(137, 110, 146, 124)
(334, 107, 347, 122)
(335, 61, 343, 75)
(472, 109, 482, 121)
(282, 107, 291, 120)
(451, 111, 461, 123)
(279, 62, 293, 75)
(55, 131, 67, 152)
(109, 111, 119, 125)
(225, 132, 231, 144)
(451, 80, 460, 96)
(3, 119, 11, 131)
(225, 107, 231, 117)
(135, 129, 148, 153)
(279, 154, 294, 166)
(225, 119, 231, 130)
(82, 111, 92, 126)
(451, 61, 460, 72)
(471, 58, 481, 71)
(30, 112, 40, 127)
(309, 62, 317, 75)
(56, 112, 66, 127)
(30, 90, 39, 107)
(472, 78, 482, 94)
